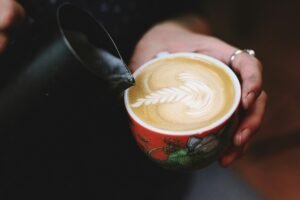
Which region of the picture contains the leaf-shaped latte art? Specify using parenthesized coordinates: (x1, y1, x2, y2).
(131, 73, 214, 115)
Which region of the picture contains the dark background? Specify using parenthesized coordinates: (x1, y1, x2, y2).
(204, 1, 300, 199)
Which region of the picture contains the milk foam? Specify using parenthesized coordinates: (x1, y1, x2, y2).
(131, 72, 215, 117)
(127, 56, 236, 132)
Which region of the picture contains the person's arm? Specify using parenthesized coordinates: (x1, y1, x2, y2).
(0, 0, 25, 53)
(130, 15, 267, 167)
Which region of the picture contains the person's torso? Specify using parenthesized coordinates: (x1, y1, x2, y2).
(20, 0, 203, 61)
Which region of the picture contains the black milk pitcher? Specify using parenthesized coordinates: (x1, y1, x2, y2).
(0, 4, 135, 127)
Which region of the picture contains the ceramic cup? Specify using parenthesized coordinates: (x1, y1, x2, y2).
(124, 52, 241, 170)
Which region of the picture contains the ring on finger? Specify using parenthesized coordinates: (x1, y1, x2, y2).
(229, 49, 256, 67)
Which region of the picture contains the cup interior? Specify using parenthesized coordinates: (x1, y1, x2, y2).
(124, 52, 241, 136)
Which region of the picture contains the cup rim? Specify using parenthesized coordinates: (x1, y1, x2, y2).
(124, 52, 241, 136)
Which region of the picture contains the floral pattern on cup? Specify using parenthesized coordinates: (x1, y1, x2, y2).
(125, 53, 241, 170)
(130, 114, 236, 170)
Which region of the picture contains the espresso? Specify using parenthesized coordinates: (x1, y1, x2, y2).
(127, 56, 236, 132)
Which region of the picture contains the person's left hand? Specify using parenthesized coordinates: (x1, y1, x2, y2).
(130, 18, 267, 167)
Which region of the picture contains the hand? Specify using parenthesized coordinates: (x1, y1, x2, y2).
(130, 17, 267, 167)
(0, 0, 25, 53)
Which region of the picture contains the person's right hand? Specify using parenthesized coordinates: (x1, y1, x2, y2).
(0, 0, 25, 53)
(130, 18, 267, 167)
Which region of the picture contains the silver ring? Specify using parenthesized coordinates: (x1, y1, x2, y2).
(229, 49, 256, 66)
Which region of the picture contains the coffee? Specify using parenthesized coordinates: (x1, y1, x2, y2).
(127, 56, 237, 132)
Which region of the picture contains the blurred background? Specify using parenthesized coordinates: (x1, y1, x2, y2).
(204, 0, 300, 199)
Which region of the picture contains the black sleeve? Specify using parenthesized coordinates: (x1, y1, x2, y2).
(144, 0, 205, 23)
(115, 0, 206, 60)
(12, 0, 206, 62)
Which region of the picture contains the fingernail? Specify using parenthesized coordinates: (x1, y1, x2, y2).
(245, 92, 256, 108)
(234, 129, 251, 146)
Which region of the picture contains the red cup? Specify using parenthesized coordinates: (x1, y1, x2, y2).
(124, 53, 241, 170)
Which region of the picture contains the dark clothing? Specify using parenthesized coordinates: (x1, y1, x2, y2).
(19, 0, 204, 61)
(1, 1, 203, 200)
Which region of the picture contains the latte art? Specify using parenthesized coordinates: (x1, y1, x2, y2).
(127, 56, 236, 132)
(131, 72, 214, 117)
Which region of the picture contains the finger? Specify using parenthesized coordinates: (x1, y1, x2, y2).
(129, 41, 166, 71)
(219, 143, 249, 167)
(0, 0, 26, 31)
(233, 91, 268, 147)
(195, 40, 263, 109)
(0, 33, 9, 53)
(219, 151, 239, 167)
(231, 53, 263, 109)
(219, 147, 243, 167)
